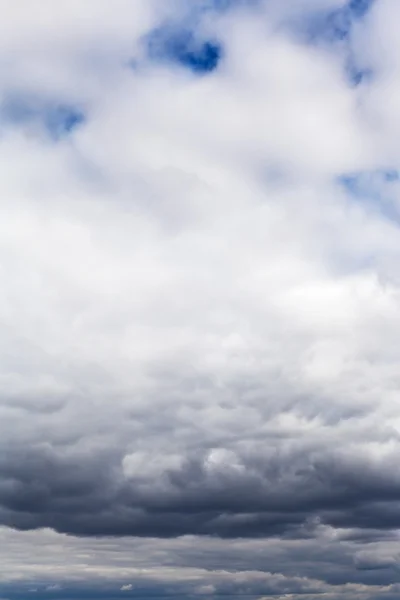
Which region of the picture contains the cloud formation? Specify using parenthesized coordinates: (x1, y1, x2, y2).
(2, 0, 400, 598)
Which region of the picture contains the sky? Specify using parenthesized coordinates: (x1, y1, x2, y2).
(3, 0, 400, 598)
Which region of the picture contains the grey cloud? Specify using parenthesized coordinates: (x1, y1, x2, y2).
(2, 526, 400, 599)
(2, 436, 400, 539)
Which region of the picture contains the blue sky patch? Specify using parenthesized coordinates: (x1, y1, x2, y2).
(304, 0, 374, 44)
(44, 105, 85, 139)
(294, 0, 375, 87)
(349, 0, 375, 18)
(338, 169, 400, 223)
(339, 169, 400, 193)
(1, 96, 85, 140)
(145, 26, 223, 74)
(198, 0, 259, 12)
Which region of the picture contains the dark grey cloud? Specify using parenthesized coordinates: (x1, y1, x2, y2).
(2, 435, 400, 540)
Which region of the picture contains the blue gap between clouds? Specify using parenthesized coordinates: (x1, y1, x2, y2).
(338, 169, 400, 223)
(199, 0, 260, 12)
(1, 96, 85, 140)
(145, 24, 223, 74)
(144, 0, 258, 74)
(306, 0, 375, 41)
(301, 0, 375, 85)
(143, 0, 373, 78)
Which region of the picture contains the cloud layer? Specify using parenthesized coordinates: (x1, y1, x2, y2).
(2, 0, 400, 598)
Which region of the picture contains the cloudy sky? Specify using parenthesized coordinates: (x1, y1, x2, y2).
(3, 0, 400, 599)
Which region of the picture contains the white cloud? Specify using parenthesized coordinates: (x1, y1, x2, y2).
(120, 583, 133, 591)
